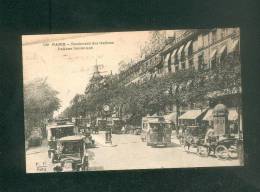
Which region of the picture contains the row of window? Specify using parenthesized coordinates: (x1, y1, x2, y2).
(121, 33, 239, 85)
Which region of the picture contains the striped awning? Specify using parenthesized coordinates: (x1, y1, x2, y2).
(210, 49, 217, 59)
(164, 53, 170, 65)
(231, 39, 239, 52)
(203, 108, 238, 121)
(184, 40, 192, 55)
(179, 109, 206, 120)
(203, 109, 213, 121)
(177, 45, 185, 58)
(170, 49, 178, 63)
(218, 45, 227, 57)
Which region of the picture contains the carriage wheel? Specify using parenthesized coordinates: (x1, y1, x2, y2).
(215, 145, 229, 159)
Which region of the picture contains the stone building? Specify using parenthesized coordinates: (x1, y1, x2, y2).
(118, 28, 241, 132)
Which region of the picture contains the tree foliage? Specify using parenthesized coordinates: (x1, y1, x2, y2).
(24, 78, 60, 138)
(63, 54, 241, 126)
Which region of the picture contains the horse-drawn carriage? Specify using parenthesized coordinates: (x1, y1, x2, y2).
(178, 104, 242, 160)
(181, 125, 239, 159)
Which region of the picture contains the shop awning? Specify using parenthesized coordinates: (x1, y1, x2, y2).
(231, 39, 239, 52)
(179, 109, 206, 120)
(203, 109, 213, 121)
(170, 49, 178, 63)
(202, 108, 238, 121)
(184, 40, 192, 55)
(210, 49, 217, 59)
(218, 45, 227, 57)
(164, 53, 170, 65)
(164, 112, 177, 123)
(177, 45, 185, 59)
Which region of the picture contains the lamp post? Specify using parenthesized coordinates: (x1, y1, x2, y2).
(103, 104, 112, 144)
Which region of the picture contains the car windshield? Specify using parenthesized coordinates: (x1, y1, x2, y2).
(150, 123, 165, 129)
(61, 141, 82, 154)
(51, 127, 74, 139)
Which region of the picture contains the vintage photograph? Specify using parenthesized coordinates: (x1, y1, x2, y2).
(22, 28, 243, 173)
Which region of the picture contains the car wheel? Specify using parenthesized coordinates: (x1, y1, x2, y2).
(215, 145, 229, 159)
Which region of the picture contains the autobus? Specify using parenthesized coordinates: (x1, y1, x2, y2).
(141, 115, 172, 147)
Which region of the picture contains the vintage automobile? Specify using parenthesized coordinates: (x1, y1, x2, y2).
(141, 115, 172, 147)
(46, 121, 76, 160)
(133, 127, 142, 135)
(111, 118, 125, 134)
(75, 118, 95, 147)
(96, 118, 107, 131)
(28, 128, 43, 147)
(52, 135, 89, 172)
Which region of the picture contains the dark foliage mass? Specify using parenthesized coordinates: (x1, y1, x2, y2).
(24, 78, 60, 138)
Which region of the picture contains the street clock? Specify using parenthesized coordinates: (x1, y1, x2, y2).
(103, 105, 110, 112)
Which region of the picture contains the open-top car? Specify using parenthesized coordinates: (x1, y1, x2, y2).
(52, 135, 89, 172)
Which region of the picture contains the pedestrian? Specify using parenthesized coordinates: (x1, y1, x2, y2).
(204, 126, 215, 144)
(204, 126, 217, 155)
(121, 125, 126, 134)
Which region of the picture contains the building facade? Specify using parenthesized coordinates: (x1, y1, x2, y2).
(119, 28, 240, 86)
(118, 28, 241, 131)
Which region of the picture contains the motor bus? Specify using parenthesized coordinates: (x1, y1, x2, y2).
(141, 115, 172, 147)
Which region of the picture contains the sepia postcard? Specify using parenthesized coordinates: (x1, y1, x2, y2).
(22, 28, 244, 173)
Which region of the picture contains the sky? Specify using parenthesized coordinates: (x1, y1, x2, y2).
(22, 30, 181, 116)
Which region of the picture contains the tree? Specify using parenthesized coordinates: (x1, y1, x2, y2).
(139, 31, 167, 58)
(24, 78, 60, 138)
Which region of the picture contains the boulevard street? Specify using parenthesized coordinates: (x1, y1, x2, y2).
(26, 132, 240, 173)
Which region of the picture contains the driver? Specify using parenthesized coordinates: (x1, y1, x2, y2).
(204, 126, 217, 145)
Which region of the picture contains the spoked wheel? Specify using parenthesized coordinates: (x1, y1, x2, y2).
(215, 145, 229, 159)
